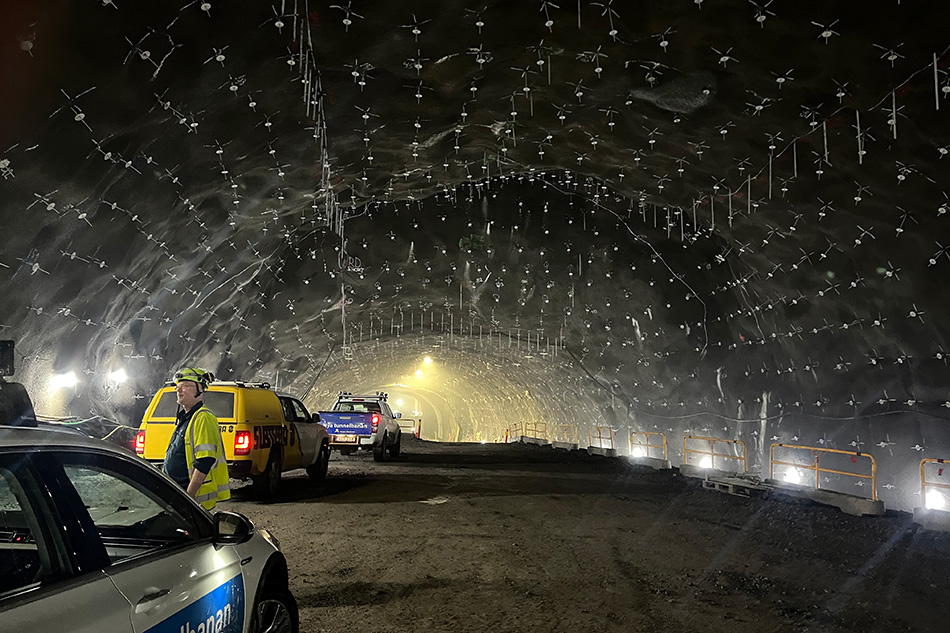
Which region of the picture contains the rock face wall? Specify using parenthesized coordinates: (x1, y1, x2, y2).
(1, 1, 949, 511)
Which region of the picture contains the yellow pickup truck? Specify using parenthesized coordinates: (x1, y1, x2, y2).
(134, 381, 330, 497)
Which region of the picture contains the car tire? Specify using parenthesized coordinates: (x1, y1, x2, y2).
(307, 443, 330, 481)
(252, 585, 298, 633)
(388, 431, 401, 458)
(373, 432, 388, 462)
(253, 446, 282, 498)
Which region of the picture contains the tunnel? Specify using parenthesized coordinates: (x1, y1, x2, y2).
(1, 0, 949, 515)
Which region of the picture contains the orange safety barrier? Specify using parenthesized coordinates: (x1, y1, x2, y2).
(589, 426, 615, 450)
(919, 458, 950, 508)
(554, 424, 578, 444)
(630, 431, 667, 460)
(523, 420, 547, 440)
(769, 444, 878, 501)
(506, 421, 524, 443)
(684, 435, 747, 472)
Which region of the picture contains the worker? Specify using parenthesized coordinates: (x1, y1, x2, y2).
(162, 367, 230, 510)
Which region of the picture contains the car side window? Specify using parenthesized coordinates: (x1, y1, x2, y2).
(55, 453, 207, 565)
(0, 464, 64, 597)
(278, 397, 295, 422)
(0, 467, 46, 596)
(291, 400, 309, 422)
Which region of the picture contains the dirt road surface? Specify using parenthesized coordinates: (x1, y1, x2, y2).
(226, 438, 949, 633)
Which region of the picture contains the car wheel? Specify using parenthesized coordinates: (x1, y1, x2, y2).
(373, 432, 388, 462)
(388, 431, 401, 458)
(252, 585, 298, 633)
(253, 446, 282, 498)
(307, 443, 330, 481)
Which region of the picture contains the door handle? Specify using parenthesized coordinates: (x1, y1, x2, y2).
(138, 587, 170, 604)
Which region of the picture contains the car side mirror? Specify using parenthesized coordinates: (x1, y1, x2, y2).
(311, 412, 321, 423)
(213, 511, 254, 545)
(394, 412, 402, 419)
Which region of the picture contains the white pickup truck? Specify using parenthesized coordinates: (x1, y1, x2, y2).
(317, 392, 403, 461)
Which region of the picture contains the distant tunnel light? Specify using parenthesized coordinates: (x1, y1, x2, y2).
(423, 357, 432, 365)
(783, 468, 803, 485)
(415, 369, 424, 379)
(699, 456, 713, 469)
(396, 398, 404, 407)
(925, 489, 947, 511)
(631, 447, 645, 458)
(108, 368, 128, 384)
(50, 371, 79, 390)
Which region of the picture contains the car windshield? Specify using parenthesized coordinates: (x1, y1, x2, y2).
(151, 390, 235, 420)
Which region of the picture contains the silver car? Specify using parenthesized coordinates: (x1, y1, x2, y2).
(0, 424, 297, 633)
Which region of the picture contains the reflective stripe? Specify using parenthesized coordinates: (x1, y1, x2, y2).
(195, 443, 216, 452)
(196, 483, 231, 503)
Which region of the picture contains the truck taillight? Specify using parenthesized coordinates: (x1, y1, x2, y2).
(134, 430, 146, 455)
(235, 431, 252, 456)
(372, 414, 380, 432)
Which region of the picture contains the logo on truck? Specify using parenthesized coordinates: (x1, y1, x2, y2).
(254, 425, 294, 448)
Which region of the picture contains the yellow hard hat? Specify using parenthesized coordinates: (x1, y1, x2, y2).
(173, 367, 215, 388)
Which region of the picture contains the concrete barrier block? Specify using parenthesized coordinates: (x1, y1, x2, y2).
(522, 436, 551, 446)
(587, 446, 618, 457)
(551, 441, 578, 451)
(765, 479, 885, 517)
(913, 507, 950, 533)
(679, 464, 742, 480)
(627, 456, 671, 470)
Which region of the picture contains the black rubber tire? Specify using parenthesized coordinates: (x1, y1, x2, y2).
(253, 446, 282, 498)
(252, 585, 298, 633)
(388, 431, 401, 458)
(373, 432, 388, 462)
(306, 443, 330, 481)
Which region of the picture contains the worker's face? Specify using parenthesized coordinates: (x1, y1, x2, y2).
(176, 380, 202, 410)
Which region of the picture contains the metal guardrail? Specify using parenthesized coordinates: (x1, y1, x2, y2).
(920, 458, 949, 508)
(554, 424, 578, 444)
(630, 431, 667, 460)
(684, 435, 748, 472)
(769, 443, 878, 501)
(524, 420, 547, 440)
(589, 426, 615, 450)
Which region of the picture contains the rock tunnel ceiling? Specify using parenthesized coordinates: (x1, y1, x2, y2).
(1, 1, 949, 510)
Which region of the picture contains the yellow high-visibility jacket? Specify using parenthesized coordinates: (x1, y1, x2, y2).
(185, 406, 231, 509)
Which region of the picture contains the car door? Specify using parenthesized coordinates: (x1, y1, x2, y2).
(381, 402, 399, 436)
(289, 398, 319, 467)
(45, 450, 248, 633)
(0, 453, 135, 633)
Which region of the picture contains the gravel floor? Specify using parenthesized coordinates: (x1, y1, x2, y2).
(226, 438, 950, 633)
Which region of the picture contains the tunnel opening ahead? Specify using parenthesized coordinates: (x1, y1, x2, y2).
(301, 333, 607, 445)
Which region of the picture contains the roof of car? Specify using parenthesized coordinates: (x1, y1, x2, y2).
(160, 380, 275, 390)
(0, 424, 133, 455)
